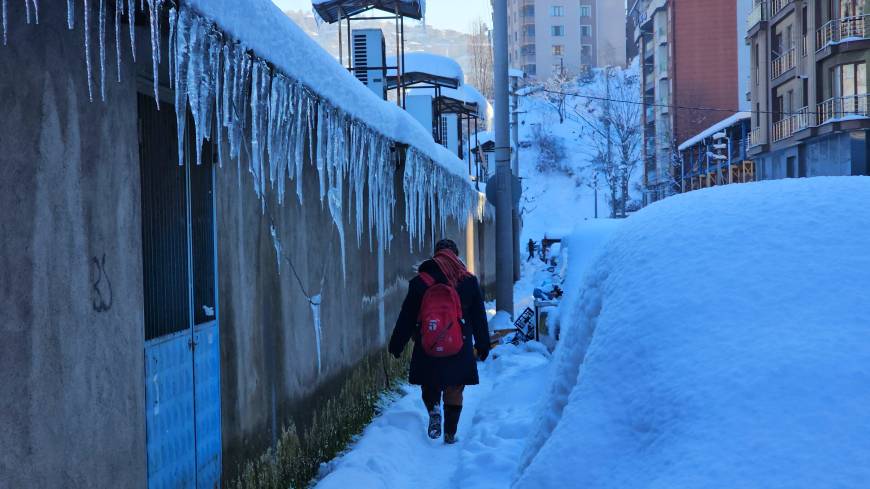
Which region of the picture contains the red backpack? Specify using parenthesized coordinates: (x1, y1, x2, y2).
(417, 272, 465, 357)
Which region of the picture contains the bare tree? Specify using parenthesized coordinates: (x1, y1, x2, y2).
(467, 19, 494, 101)
(540, 65, 571, 124)
(570, 67, 642, 217)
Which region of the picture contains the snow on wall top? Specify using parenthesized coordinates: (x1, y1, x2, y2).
(517, 176, 870, 488)
(678, 111, 751, 151)
(188, 0, 467, 179)
(387, 52, 464, 85)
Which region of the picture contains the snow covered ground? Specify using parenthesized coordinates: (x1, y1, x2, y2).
(314, 342, 551, 489)
(516, 177, 870, 488)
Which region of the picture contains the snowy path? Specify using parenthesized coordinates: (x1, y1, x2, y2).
(314, 343, 552, 489)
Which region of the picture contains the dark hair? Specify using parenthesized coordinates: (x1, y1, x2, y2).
(435, 239, 459, 256)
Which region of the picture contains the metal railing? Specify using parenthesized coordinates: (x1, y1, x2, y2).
(770, 47, 795, 78)
(817, 15, 868, 51)
(749, 126, 763, 147)
(747, 1, 768, 29)
(817, 94, 870, 125)
(771, 107, 810, 142)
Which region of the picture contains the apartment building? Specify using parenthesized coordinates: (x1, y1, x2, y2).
(508, 0, 627, 80)
(746, 0, 869, 178)
(629, 0, 742, 204)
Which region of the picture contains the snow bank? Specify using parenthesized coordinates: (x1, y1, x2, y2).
(517, 177, 870, 488)
(387, 52, 464, 84)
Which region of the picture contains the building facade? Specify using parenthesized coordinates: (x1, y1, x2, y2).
(509, 0, 627, 80)
(746, 0, 870, 178)
(630, 0, 742, 204)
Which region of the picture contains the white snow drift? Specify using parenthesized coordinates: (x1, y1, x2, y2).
(517, 176, 870, 488)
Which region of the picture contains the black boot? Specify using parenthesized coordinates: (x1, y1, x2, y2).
(443, 405, 462, 444)
(427, 409, 442, 439)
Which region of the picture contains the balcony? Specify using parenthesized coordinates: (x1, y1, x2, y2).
(770, 47, 795, 79)
(749, 126, 763, 147)
(747, 1, 768, 30)
(816, 15, 869, 51)
(817, 95, 870, 125)
(772, 107, 810, 142)
(769, 0, 791, 18)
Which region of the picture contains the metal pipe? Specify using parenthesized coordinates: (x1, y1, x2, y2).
(493, 0, 514, 315)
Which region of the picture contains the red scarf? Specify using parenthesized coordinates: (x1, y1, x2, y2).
(432, 249, 471, 287)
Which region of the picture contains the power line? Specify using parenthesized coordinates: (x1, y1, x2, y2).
(531, 87, 869, 117)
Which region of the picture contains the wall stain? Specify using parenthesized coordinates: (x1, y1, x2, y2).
(91, 253, 113, 313)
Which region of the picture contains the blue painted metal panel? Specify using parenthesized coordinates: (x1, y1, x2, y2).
(146, 331, 196, 489)
(194, 321, 222, 489)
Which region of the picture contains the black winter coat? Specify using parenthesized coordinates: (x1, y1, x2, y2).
(388, 260, 491, 386)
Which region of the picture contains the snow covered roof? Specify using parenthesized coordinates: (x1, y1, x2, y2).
(312, 0, 425, 23)
(470, 131, 495, 150)
(509, 68, 525, 78)
(187, 0, 467, 179)
(678, 112, 751, 151)
(387, 53, 464, 86)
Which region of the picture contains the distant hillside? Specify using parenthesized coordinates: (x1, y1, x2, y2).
(283, 10, 474, 79)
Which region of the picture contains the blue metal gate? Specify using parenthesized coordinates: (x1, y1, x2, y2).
(140, 94, 222, 489)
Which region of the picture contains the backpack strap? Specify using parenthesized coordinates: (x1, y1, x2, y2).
(419, 272, 436, 287)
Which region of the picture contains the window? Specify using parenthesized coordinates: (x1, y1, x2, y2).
(580, 5, 591, 17)
(552, 45, 564, 55)
(551, 25, 565, 36)
(581, 44, 593, 63)
(550, 6, 564, 16)
(580, 24, 592, 37)
(521, 5, 534, 17)
(835, 62, 867, 98)
(524, 24, 536, 38)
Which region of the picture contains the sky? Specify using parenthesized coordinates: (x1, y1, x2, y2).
(271, 0, 492, 33)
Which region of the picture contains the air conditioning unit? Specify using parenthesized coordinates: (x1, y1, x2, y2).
(352, 29, 387, 100)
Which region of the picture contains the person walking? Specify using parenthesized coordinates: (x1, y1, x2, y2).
(527, 239, 536, 262)
(389, 239, 491, 444)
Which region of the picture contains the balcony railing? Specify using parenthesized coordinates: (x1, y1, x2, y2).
(749, 126, 763, 147)
(747, 1, 768, 30)
(770, 0, 791, 17)
(817, 95, 870, 125)
(772, 107, 810, 142)
(770, 47, 796, 79)
(817, 15, 869, 51)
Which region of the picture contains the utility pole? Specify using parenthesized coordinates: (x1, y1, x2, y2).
(510, 72, 521, 282)
(605, 67, 612, 218)
(493, 0, 514, 315)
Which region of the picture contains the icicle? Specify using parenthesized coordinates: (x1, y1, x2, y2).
(66, 0, 73, 29)
(98, 0, 106, 100)
(310, 295, 323, 375)
(114, 0, 122, 82)
(2, 0, 7, 46)
(270, 225, 282, 274)
(83, 0, 93, 101)
(127, 0, 135, 62)
(173, 6, 190, 166)
(146, 0, 161, 107)
(24, 0, 30, 24)
(31, 0, 37, 24)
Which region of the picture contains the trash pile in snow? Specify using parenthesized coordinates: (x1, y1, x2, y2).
(516, 177, 870, 488)
(2, 0, 482, 260)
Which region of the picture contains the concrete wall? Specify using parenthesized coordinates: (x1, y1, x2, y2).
(0, 3, 147, 488)
(215, 139, 492, 469)
(0, 4, 496, 488)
